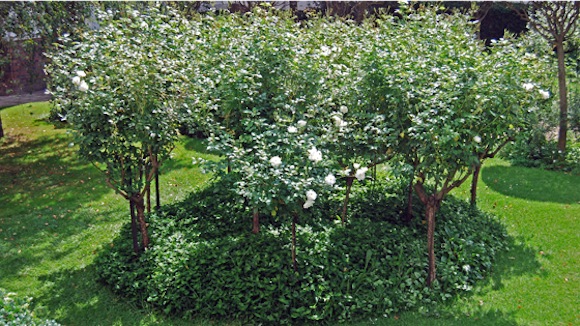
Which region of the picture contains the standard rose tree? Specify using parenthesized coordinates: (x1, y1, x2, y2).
(46, 6, 191, 252)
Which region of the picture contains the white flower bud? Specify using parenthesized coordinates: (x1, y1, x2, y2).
(306, 190, 317, 201)
(308, 147, 322, 163)
(72, 76, 81, 86)
(522, 83, 534, 91)
(355, 167, 368, 181)
(324, 173, 336, 186)
(269, 156, 282, 168)
(78, 81, 89, 92)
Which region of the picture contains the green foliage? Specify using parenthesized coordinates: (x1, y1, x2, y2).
(504, 136, 580, 174)
(96, 178, 509, 324)
(0, 289, 60, 326)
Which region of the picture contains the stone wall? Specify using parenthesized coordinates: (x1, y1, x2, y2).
(0, 38, 46, 96)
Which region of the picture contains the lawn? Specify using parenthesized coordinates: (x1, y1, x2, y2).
(1, 102, 578, 325)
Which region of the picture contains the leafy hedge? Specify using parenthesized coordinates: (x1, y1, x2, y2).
(0, 289, 60, 326)
(96, 179, 509, 324)
(505, 136, 580, 175)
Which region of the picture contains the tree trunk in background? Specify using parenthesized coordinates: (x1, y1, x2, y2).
(470, 164, 481, 207)
(404, 177, 414, 223)
(155, 166, 160, 210)
(292, 213, 297, 272)
(252, 208, 260, 234)
(0, 114, 4, 138)
(556, 38, 568, 152)
(341, 176, 355, 226)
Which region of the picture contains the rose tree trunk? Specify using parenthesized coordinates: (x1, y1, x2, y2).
(131, 193, 150, 249)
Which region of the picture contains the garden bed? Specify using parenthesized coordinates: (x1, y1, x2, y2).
(96, 179, 509, 324)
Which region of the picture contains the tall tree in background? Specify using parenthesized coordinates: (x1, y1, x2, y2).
(514, 2, 580, 152)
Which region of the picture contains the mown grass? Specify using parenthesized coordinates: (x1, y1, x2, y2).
(1, 102, 579, 325)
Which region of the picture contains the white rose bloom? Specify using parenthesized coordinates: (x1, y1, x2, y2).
(522, 83, 534, 91)
(72, 76, 81, 86)
(474, 135, 482, 143)
(297, 120, 307, 127)
(355, 167, 368, 181)
(324, 173, 336, 186)
(76, 70, 86, 77)
(303, 200, 315, 209)
(140, 21, 149, 29)
(353, 163, 361, 170)
(340, 105, 348, 114)
(306, 189, 317, 201)
(342, 168, 351, 176)
(332, 116, 347, 128)
(320, 45, 332, 56)
(308, 147, 322, 163)
(269, 156, 282, 168)
(287, 126, 298, 133)
(78, 81, 89, 92)
(538, 89, 550, 99)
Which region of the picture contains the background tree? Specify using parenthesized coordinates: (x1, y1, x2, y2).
(513, 2, 580, 152)
(469, 35, 552, 207)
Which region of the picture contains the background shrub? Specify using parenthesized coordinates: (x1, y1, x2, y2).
(504, 135, 580, 174)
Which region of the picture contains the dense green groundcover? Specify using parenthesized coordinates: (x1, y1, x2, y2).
(0, 288, 60, 326)
(96, 178, 509, 324)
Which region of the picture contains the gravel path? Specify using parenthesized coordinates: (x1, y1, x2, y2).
(0, 90, 51, 109)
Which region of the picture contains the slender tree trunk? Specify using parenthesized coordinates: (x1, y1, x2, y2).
(132, 193, 150, 249)
(292, 213, 298, 272)
(252, 208, 260, 234)
(556, 39, 568, 152)
(470, 164, 481, 207)
(155, 165, 160, 211)
(130, 200, 140, 254)
(341, 176, 355, 226)
(425, 197, 441, 287)
(146, 186, 151, 214)
(404, 177, 414, 223)
(0, 114, 4, 139)
(145, 161, 152, 214)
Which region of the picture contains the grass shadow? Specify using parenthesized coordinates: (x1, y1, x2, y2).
(354, 309, 521, 326)
(36, 266, 196, 326)
(0, 131, 119, 282)
(482, 164, 580, 204)
(488, 236, 545, 291)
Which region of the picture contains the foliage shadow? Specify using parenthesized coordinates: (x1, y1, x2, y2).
(482, 164, 580, 204)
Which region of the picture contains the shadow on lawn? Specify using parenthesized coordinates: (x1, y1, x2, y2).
(403, 236, 544, 326)
(37, 266, 197, 326)
(482, 164, 580, 204)
(0, 132, 117, 280)
(0, 132, 110, 210)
